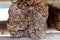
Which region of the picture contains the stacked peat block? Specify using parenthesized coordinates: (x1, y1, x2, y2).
(7, 0, 48, 39)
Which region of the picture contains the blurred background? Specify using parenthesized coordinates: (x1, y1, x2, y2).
(0, 0, 12, 37)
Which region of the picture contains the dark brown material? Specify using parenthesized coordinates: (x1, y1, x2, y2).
(8, 0, 48, 39)
(55, 12, 60, 30)
(0, 21, 7, 29)
(47, 5, 60, 30)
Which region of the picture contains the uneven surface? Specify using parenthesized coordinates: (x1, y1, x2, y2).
(7, 0, 48, 39)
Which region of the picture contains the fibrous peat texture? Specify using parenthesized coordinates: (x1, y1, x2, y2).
(7, 0, 48, 39)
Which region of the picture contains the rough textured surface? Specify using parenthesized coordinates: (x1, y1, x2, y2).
(7, 0, 48, 39)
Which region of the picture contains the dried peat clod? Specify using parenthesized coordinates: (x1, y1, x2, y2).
(7, 0, 48, 39)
